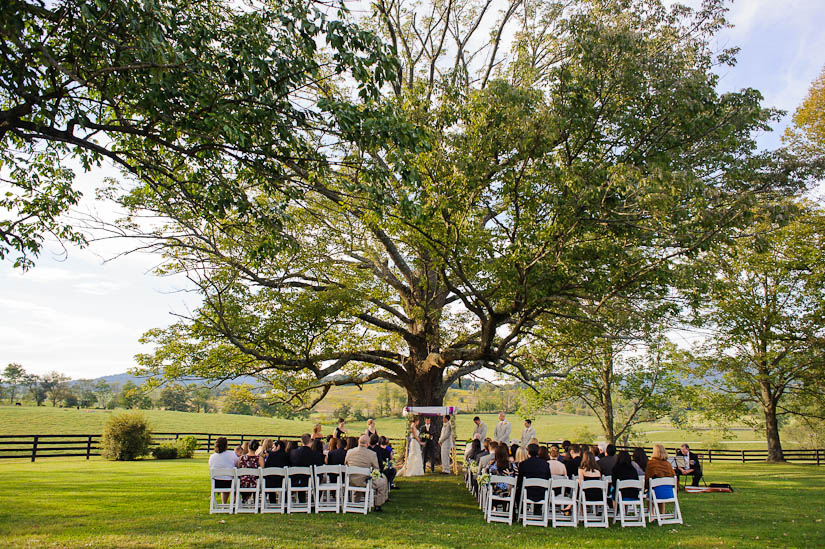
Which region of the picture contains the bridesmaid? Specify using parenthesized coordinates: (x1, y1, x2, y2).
(365, 418, 378, 439)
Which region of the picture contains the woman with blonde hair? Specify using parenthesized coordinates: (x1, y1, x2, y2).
(547, 445, 567, 477)
(645, 444, 676, 511)
(257, 438, 273, 457)
(365, 418, 378, 439)
(311, 423, 323, 440)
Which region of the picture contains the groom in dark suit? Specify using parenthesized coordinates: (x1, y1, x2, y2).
(420, 417, 438, 473)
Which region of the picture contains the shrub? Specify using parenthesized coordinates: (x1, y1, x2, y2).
(152, 444, 178, 459)
(100, 412, 152, 461)
(175, 435, 199, 458)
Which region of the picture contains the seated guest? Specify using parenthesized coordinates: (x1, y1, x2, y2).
(577, 450, 602, 501)
(238, 439, 263, 502)
(510, 443, 520, 460)
(632, 447, 648, 477)
(284, 440, 297, 454)
(208, 437, 238, 504)
(513, 446, 529, 473)
(675, 444, 702, 487)
(645, 444, 676, 513)
(560, 440, 572, 462)
(516, 443, 550, 512)
(345, 435, 388, 511)
(590, 444, 601, 460)
(488, 444, 515, 497)
(598, 444, 617, 476)
(611, 450, 640, 501)
(234, 444, 244, 458)
(379, 436, 394, 461)
(565, 444, 582, 478)
(288, 434, 316, 491)
(323, 434, 334, 453)
(257, 438, 273, 458)
(263, 440, 289, 500)
(369, 433, 396, 487)
(537, 445, 549, 461)
(479, 441, 497, 471)
(466, 438, 482, 462)
(310, 438, 326, 466)
(326, 437, 348, 465)
(345, 436, 359, 451)
(547, 445, 567, 477)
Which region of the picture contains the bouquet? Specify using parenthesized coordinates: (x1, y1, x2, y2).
(420, 431, 431, 442)
(469, 462, 479, 475)
(479, 473, 491, 486)
(370, 469, 381, 480)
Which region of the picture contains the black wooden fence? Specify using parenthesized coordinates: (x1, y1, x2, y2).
(1, 432, 822, 465)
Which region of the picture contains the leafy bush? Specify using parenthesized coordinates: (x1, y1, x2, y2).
(101, 412, 152, 461)
(152, 444, 178, 459)
(175, 436, 199, 458)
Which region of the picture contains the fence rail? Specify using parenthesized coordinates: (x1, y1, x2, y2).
(0, 433, 821, 465)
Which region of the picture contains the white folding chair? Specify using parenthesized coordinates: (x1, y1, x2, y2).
(520, 478, 550, 527)
(648, 477, 682, 525)
(234, 468, 260, 514)
(550, 478, 578, 527)
(286, 466, 314, 514)
(342, 466, 373, 514)
(614, 479, 646, 527)
(485, 476, 517, 525)
(209, 468, 235, 514)
(578, 478, 609, 528)
(314, 465, 342, 513)
(260, 466, 287, 513)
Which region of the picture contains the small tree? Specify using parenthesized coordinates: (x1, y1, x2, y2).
(101, 412, 152, 461)
(158, 383, 191, 412)
(2, 363, 26, 403)
(93, 380, 112, 408)
(42, 371, 71, 407)
(117, 381, 152, 410)
(25, 374, 46, 406)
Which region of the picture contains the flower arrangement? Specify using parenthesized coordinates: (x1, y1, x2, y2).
(479, 473, 491, 486)
(469, 462, 479, 475)
(370, 469, 381, 480)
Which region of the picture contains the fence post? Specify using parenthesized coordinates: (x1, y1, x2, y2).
(742, 450, 746, 464)
(240, 434, 245, 445)
(207, 433, 212, 453)
(31, 435, 38, 462)
(708, 449, 712, 463)
(816, 448, 820, 466)
(86, 435, 92, 460)
(175, 433, 180, 441)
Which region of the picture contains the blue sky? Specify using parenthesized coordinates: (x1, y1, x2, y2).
(2, 0, 825, 379)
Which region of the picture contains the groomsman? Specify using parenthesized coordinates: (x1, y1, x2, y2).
(493, 412, 512, 445)
(439, 414, 454, 474)
(420, 416, 438, 473)
(472, 416, 487, 441)
(519, 419, 537, 448)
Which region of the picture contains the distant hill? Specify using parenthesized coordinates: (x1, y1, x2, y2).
(72, 372, 262, 387)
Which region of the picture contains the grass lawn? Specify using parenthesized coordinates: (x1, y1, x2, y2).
(0, 406, 770, 449)
(0, 456, 822, 548)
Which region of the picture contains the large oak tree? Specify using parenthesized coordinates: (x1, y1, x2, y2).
(128, 0, 804, 412)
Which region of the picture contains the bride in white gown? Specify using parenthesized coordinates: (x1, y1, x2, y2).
(403, 417, 425, 477)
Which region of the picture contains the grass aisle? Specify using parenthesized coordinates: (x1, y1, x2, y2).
(0, 457, 822, 548)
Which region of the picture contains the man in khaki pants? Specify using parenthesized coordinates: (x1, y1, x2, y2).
(439, 414, 454, 474)
(345, 435, 388, 511)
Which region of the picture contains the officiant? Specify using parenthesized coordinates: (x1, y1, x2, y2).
(420, 416, 439, 473)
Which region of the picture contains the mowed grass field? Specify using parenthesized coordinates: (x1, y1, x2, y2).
(0, 406, 769, 448)
(0, 456, 822, 548)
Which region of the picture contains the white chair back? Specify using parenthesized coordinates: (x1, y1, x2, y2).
(260, 466, 287, 514)
(209, 468, 235, 514)
(520, 478, 550, 527)
(314, 465, 342, 513)
(286, 466, 314, 514)
(579, 478, 609, 528)
(485, 475, 517, 525)
(614, 479, 645, 527)
(549, 478, 578, 527)
(234, 468, 261, 514)
(648, 476, 682, 525)
(342, 466, 373, 514)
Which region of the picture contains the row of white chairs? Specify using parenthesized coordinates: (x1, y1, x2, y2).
(466, 468, 682, 528)
(209, 465, 376, 515)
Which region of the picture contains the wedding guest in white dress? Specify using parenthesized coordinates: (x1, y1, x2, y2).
(403, 417, 425, 477)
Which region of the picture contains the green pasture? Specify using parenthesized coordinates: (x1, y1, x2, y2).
(0, 406, 770, 449)
(0, 456, 822, 548)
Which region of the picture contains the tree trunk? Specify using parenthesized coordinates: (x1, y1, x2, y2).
(763, 401, 785, 462)
(602, 356, 616, 444)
